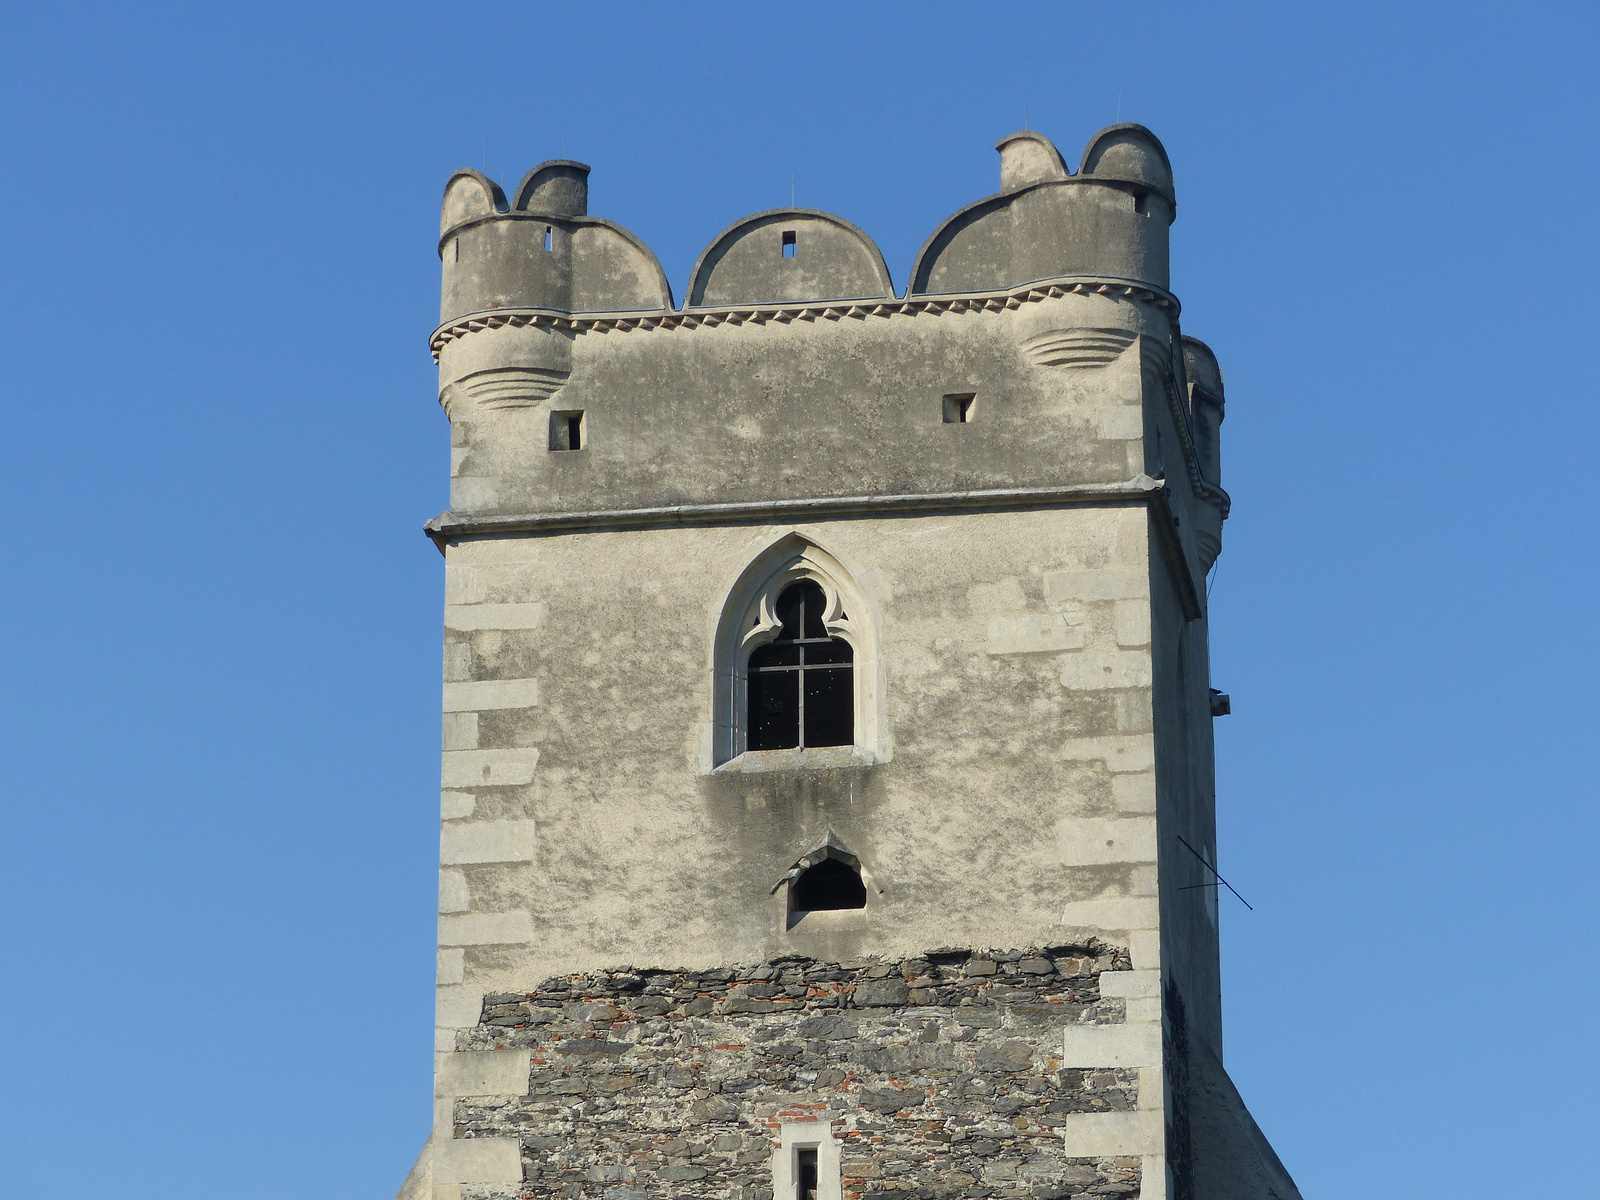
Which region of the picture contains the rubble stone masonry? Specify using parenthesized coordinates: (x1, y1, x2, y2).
(449, 945, 1140, 1200)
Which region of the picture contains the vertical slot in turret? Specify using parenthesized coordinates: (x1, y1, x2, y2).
(781, 229, 797, 258)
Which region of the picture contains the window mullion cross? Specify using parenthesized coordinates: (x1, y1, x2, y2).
(796, 588, 808, 749)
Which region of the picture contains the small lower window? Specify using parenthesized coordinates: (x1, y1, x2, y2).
(792, 858, 865, 911)
(796, 1147, 818, 1200)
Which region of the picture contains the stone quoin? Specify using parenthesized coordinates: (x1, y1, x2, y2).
(397, 124, 1302, 1200)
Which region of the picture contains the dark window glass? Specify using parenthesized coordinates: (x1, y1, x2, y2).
(745, 580, 854, 752)
(797, 1148, 819, 1200)
(791, 857, 866, 911)
(747, 665, 799, 751)
(804, 668, 853, 748)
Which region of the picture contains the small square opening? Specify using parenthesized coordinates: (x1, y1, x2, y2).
(782, 229, 797, 258)
(549, 410, 584, 451)
(942, 393, 975, 423)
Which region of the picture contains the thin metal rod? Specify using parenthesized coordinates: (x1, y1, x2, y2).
(1176, 834, 1253, 910)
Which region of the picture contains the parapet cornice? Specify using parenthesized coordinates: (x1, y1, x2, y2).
(428, 274, 1179, 362)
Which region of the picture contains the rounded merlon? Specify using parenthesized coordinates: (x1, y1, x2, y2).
(512, 160, 591, 218)
(686, 209, 894, 308)
(1078, 123, 1175, 210)
(994, 131, 1070, 193)
(440, 169, 507, 239)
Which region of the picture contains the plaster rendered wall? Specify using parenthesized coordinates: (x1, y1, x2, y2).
(426, 506, 1173, 1196)
(439, 292, 1166, 519)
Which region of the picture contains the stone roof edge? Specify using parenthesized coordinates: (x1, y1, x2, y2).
(428, 275, 1180, 362)
(424, 478, 1165, 550)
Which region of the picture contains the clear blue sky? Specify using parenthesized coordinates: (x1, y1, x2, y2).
(2, 4, 1595, 1197)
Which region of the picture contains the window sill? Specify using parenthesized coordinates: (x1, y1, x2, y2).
(713, 746, 880, 775)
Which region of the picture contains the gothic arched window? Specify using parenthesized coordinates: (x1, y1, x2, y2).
(710, 535, 882, 769)
(747, 580, 854, 751)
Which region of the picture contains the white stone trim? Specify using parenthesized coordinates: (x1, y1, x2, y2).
(440, 749, 539, 788)
(1058, 896, 1159, 928)
(1058, 735, 1154, 773)
(435, 1049, 531, 1098)
(1097, 968, 1160, 999)
(438, 912, 533, 947)
(436, 986, 483, 1030)
(1060, 1022, 1161, 1068)
(442, 678, 540, 711)
(770, 1120, 843, 1200)
(1056, 1108, 1163, 1157)
(440, 819, 536, 865)
(443, 601, 545, 630)
(431, 1137, 522, 1185)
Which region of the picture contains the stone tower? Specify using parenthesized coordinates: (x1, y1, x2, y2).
(398, 126, 1301, 1200)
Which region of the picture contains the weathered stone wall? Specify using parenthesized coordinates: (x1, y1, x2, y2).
(450, 947, 1138, 1200)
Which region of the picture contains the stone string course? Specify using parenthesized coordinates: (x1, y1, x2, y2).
(453, 944, 1140, 1200)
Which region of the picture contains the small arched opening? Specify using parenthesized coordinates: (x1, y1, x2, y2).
(776, 837, 869, 928)
(791, 856, 866, 912)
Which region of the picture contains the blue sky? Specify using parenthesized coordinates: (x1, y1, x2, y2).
(1, 4, 1595, 1197)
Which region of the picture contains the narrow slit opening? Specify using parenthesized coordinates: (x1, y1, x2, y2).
(543, 226, 553, 251)
(796, 1148, 819, 1200)
(782, 229, 797, 258)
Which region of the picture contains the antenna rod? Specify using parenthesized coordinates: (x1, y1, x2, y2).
(1176, 835, 1253, 910)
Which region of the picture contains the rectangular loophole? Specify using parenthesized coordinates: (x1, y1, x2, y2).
(543, 226, 554, 251)
(782, 229, 797, 258)
(942, 393, 975, 423)
(796, 1148, 818, 1200)
(549, 410, 584, 451)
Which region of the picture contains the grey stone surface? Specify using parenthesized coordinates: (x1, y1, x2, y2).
(401, 123, 1302, 1200)
(450, 950, 1136, 1200)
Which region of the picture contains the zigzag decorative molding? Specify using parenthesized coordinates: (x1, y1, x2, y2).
(1021, 327, 1137, 368)
(429, 276, 1179, 362)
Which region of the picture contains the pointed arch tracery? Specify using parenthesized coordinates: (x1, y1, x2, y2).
(710, 534, 883, 769)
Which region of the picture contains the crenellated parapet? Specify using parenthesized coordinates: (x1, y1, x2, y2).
(438, 124, 1174, 321)
(439, 160, 673, 322)
(430, 123, 1230, 587)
